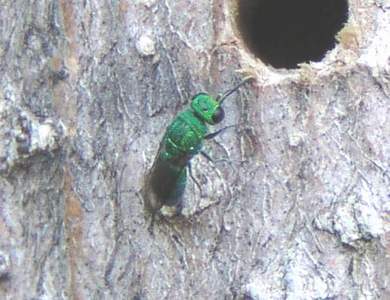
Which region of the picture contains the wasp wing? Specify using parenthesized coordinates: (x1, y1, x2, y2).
(143, 140, 189, 210)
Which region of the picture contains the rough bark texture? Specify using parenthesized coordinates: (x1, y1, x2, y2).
(0, 0, 389, 299)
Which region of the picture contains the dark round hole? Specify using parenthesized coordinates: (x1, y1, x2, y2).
(237, 0, 349, 69)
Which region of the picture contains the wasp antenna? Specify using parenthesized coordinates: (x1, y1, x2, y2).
(218, 76, 254, 104)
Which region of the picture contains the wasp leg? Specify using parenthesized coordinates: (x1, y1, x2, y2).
(148, 211, 167, 235)
(188, 162, 202, 194)
(201, 149, 237, 171)
(200, 150, 213, 162)
(148, 213, 156, 235)
(205, 124, 236, 140)
(174, 200, 184, 216)
(201, 149, 234, 165)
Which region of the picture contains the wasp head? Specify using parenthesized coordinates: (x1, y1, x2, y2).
(190, 77, 253, 125)
(191, 93, 225, 125)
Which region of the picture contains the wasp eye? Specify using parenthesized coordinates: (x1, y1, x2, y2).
(212, 107, 225, 123)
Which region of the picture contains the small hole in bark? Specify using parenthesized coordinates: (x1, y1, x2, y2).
(237, 0, 349, 69)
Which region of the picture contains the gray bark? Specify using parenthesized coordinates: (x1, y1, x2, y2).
(0, 0, 389, 299)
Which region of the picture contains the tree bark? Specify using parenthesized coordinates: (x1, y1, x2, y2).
(0, 0, 389, 299)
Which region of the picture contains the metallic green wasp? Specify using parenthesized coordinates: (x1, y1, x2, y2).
(143, 77, 252, 217)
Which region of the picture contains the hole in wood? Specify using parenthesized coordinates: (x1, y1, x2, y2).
(237, 0, 349, 69)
